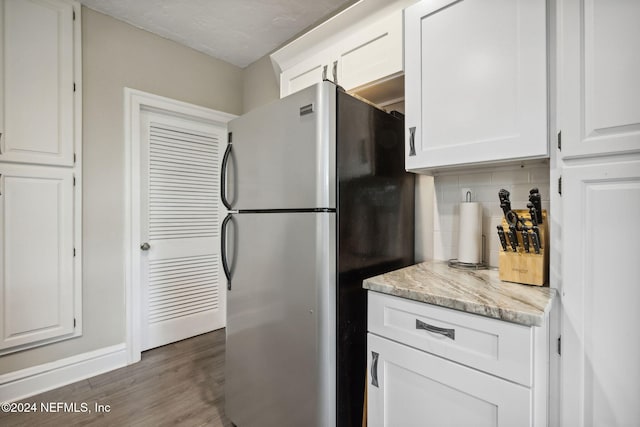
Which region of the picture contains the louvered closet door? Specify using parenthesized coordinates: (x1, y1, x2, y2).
(140, 110, 225, 351)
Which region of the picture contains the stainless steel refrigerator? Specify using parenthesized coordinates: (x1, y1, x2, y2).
(221, 81, 414, 427)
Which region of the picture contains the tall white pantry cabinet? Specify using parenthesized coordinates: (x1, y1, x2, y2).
(0, 0, 82, 353)
(557, 0, 640, 425)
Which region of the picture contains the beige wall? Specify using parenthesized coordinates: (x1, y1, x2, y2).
(242, 55, 279, 113)
(0, 7, 243, 374)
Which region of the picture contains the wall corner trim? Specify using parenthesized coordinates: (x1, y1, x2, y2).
(0, 343, 127, 403)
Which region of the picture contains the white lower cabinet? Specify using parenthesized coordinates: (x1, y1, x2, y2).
(0, 165, 77, 352)
(367, 291, 549, 427)
(560, 159, 640, 425)
(368, 333, 530, 427)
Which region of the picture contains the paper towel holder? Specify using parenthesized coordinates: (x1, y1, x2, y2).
(448, 234, 488, 270)
(449, 190, 487, 270)
(447, 234, 489, 270)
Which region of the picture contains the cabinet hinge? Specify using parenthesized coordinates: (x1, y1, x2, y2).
(73, 318, 76, 328)
(73, 176, 76, 186)
(228, 132, 232, 143)
(73, 82, 76, 92)
(73, 10, 76, 21)
(557, 131, 562, 150)
(557, 335, 562, 356)
(73, 248, 76, 257)
(74, 153, 76, 163)
(558, 176, 562, 195)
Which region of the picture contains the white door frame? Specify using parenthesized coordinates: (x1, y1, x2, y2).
(124, 88, 236, 364)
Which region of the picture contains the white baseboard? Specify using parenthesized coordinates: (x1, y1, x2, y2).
(0, 343, 128, 403)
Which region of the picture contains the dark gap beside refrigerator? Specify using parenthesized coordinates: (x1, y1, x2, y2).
(335, 89, 415, 427)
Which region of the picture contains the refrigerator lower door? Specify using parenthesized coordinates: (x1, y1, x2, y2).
(225, 211, 336, 427)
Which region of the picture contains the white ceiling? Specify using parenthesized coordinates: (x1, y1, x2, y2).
(79, 0, 355, 68)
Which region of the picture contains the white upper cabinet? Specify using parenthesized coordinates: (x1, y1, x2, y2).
(335, 11, 403, 92)
(0, 0, 79, 166)
(273, 0, 414, 99)
(559, 0, 640, 158)
(280, 47, 335, 99)
(404, 0, 548, 172)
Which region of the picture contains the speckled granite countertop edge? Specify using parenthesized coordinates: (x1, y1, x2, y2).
(363, 261, 556, 327)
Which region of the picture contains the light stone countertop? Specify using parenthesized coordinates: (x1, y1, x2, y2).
(363, 260, 555, 327)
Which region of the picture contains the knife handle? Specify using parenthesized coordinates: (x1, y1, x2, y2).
(497, 226, 508, 251)
(508, 226, 518, 252)
(530, 229, 541, 254)
(529, 190, 543, 224)
(527, 202, 538, 226)
(521, 230, 530, 253)
(498, 189, 511, 215)
(532, 225, 542, 249)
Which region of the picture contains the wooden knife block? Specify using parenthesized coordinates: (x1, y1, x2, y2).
(498, 210, 549, 286)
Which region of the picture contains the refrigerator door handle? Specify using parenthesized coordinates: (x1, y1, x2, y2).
(221, 213, 233, 290)
(221, 142, 233, 210)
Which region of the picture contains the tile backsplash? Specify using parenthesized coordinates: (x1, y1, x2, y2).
(417, 162, 550, 267)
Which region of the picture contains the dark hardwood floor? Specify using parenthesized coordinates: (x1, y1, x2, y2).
(1, 329, 232, 426)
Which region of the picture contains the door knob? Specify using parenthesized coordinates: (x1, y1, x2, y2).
(140, 242, 151, 251)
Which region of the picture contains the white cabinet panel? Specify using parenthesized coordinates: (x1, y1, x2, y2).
(557, 1, 640, 424)
(0, 165, 75, 350)
(336, 11, 403, 91)
(368, 291, 533, 386)
(279, 49, 334, 99)
(0, 0, 76, 166)
(560, 160, 640, 426)
(274, 3, 411, 99)
(405, 0, 547, 171)
(560, 0, 640, 158)
(367, 333, 531, 427)
(367, 291, 549, 426)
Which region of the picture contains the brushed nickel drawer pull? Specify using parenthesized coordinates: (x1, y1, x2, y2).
(409, 127, 416, 156)
(416, 319, 455, 340)
(371, 351, 379, 387)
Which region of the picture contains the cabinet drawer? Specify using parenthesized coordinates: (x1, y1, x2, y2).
(368, 291, 533, 386)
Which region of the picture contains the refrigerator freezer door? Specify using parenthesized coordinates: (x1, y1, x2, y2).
(225, 212, 336, 427)
(226, 82, 336, 210)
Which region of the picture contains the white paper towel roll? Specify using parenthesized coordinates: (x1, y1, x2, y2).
(457, 202, 483, 264)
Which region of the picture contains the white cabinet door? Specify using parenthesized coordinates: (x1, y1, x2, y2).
(404, 0, 547, 171)
(0, 0, 76, 166)
(0, 165, 75, 350)
(336, 10, 403, 92)
(560, 160, 640, 426)
(559, 0, 640, 159)
(279, 49, 334, 98)
(368, 333, 531, 427)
